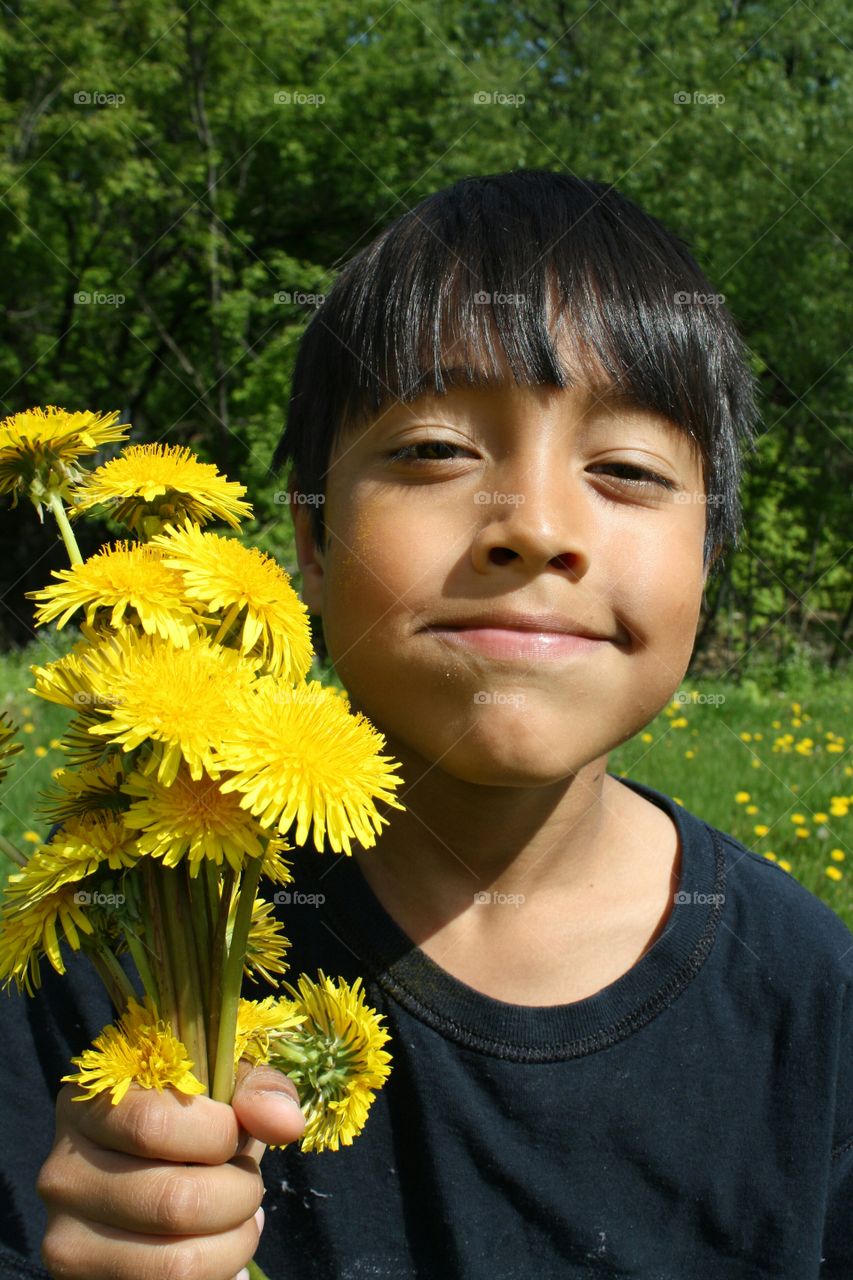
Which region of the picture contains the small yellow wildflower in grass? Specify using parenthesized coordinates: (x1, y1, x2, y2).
(754, 825, 770, 837)
(22, 831, 40, 843)
(49, 737, 63, 749)
(778, 860, 792, 872)
(826, 867, 843, 882)
(641, 732, 653, 743)
(22, 722, 35, 734)
(739, 732, 752, 742)
(267, 971, 393, 1154)
(745, 804, 758, 815)
(772, 720, 781, 729)
(753, 733, 763, 741)
(827, 743, 844, 753)
(830, 849, 845, 862)
(795, 828, 810, 838)
(150, 520, 313, 683)
(673, 797, 684, 806)
(763, 851, 778, 861)
(62, 996, 206, 1105)
(685, 750, 695, 760)
(34, 745, 47, 758)
(216, 677, 406, 854)
(120, 758, 274, 876)
(751, 759, 762, 769)
(0, 406, 129, 513)
(791, 814, 807, 824)
(791, 703, 801, 716)
(670, 717, 688, 729)
(735, 791, 750, 804)
(814, 813, 829, 824)
(69, 442, 253, 535)
(27, 541, 204, 647)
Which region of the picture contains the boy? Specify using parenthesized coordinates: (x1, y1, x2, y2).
(2, 170, 850, 1279)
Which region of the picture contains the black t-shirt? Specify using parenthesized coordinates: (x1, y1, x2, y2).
(1, 774, 851, 1279)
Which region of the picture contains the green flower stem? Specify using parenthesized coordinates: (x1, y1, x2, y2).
(122, 928, 158, 1005)
(211, 855, 263, 1103)
(141, 861, 178, 1030)
(206, 864, 235, 1088)
(87, 948, 138, 1015)
(0, 833, 27, 868)
(46, 490, 83, 566)
(184, 863, 211, 1026)
(160, 866, 209, 1093)
(247, 1261, 273, 1280)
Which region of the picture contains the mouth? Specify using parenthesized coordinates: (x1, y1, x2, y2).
(422, 625, 610, 662)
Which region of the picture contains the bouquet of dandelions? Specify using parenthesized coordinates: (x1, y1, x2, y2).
(0, 405, 406, 1280)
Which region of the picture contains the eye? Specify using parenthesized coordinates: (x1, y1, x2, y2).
(385, 440, 471, 463)
(590, 462, 676, 490)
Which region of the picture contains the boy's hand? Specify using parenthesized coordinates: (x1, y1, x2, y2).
(37, 1059, 306, 1280)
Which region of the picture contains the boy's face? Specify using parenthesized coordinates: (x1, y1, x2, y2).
(292, 350, 709, 788)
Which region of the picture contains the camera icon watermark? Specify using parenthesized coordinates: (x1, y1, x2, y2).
(674, 890, 725, 906)
(273, 489, 325, 506)
(671, 491, 725, 505)
(73, 291, 125, 307)
(473, 890, 525, 907)
(74, 889, 126, 906)
(273, 890, 326, 906)
(474, 490, 525, 505)
(673, 291, 726, 306)
(673, 690, 726, 706)
(73, 90, 126, 107)
(473, 691, 525, 706)
(472, 290, 526, 305)
(273, 90, 325, 106)
(472, 91, 525, 107)
(673, 90, 725, 107)
(273, 290, 325, 306)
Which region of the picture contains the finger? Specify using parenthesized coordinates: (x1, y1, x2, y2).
(56, 1079, 245, 1164)
(230, 1060, 306, 1149)
(38, 1130, 264, 1236)
(41, 1207, 264, 1280)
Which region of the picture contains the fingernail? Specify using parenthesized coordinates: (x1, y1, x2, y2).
(257, 1088, 303, 1114)
(254, 1205, 265, 1234)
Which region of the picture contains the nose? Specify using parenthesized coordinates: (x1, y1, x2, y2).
(470, 459, 590, 576)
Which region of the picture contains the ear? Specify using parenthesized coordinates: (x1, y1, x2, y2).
(290, 488, 325, 617)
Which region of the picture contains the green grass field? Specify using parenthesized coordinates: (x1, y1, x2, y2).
(2, 634, 850, 931)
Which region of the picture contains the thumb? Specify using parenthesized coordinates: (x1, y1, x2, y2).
(231, 1059, 307, 1152)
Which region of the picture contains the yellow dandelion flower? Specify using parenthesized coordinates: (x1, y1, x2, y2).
(0, 405, 129, 513)
(673, 797, 683, 806)
(22, 721, 34, 733)
(830, 849, 845, 861)
(216, 677, 406, 854)
(751, 759, 762, 769)
(778, 859, 792, 872)
(739, 732, 752, 742)
(735, 791, 750, 804)
(640, 732, 653, 743)
(771, 720, 781, 729)
(763, 851, 778, 861)
(241, 898, 292, 986)
(43, 627, 261, 786)
(260, 838, 295, 886)
(34, 745, 48, 758)
(671, 717, 688, 729)
(795, 828, 809, 838)
(36, 756, 127, 825)
(69, 442, 252, 535)
(0, 712, 24, 783)
(685, 750, 695, 759)
(267, 971, 392, 1154)
(149, 521, 313, 682)
(2, 812, 139, 917)
(120, 759, 268, 875)
(0, 882, 94, 994)
(754, 824, 770, 837)
(62, 996, 206, 1106)
(745, 804, 758, 815)
(827, 744, 843, 753)
(234, 996, 305, 1069)
(813, 813, 829, 824)
(790, 813, 807, 824)
(825, 866, 843, 881)
(27, 541, 204, 648)
(23, 830, 40, 843)
(753, 733, 763, 741)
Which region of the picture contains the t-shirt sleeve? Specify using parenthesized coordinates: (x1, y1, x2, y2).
(820, 974, 853, 1277)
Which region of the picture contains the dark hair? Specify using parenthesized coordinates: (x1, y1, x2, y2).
(272, 169, 759, 576)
